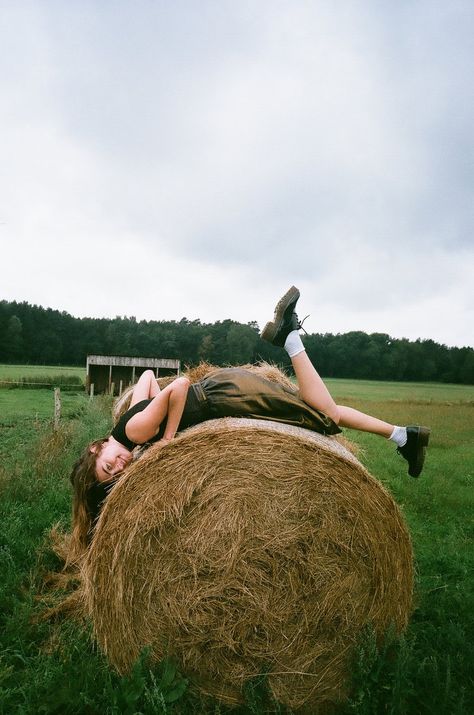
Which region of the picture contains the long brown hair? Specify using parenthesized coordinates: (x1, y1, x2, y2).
(68, 437, 107, 564)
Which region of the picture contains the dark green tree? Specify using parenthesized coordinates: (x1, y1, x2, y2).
(0, 299, 473, 384)
(226, 323, 259, 364)
(3, 315, 24, 362)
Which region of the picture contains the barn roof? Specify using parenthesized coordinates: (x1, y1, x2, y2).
(86, 355, 180, 369)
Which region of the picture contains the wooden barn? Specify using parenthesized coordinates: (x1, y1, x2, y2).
(86, 355, 181, 396)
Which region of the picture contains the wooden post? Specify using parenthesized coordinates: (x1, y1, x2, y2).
(110, 381, 115, 396)
(119, 379, 123, 396)
(54, 388, 61, 430)
(90, 383, 95, 400)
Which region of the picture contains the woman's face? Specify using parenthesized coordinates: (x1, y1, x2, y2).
(92, 437, 132, 483)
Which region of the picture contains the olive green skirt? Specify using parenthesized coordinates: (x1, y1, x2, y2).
(181, 367, 341, 436)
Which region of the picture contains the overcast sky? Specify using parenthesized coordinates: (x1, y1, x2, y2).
(1, 1, 473, 348)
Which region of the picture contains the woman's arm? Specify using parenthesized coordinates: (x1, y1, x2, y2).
(129, 369, 161, 408)
(125, 377, 190, 444)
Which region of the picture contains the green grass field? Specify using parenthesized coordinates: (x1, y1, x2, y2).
(0, 364, 85, 380)
(0, 374, 473, 714)
(324, 377, 474, 403)
(0, 390, 87, 422)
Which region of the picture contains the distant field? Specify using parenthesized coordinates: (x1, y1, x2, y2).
(1, 364, 471, 400)
(0, 364, 85, 381)
(324, 377, 474, 403)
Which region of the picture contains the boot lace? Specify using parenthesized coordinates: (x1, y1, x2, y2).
(297, 314, 310, 335)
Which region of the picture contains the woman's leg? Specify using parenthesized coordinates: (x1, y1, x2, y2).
(261, 287, 429, 476)
(291, 351, 393, 437)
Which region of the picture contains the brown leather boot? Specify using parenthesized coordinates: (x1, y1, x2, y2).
(261, 286, 301, 347)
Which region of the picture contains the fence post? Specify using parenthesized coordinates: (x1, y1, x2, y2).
(110, 381, 115, 396)
(90, 383, 95, 400)
(54, 387, 61, 430)
(119, 379, 123, 396)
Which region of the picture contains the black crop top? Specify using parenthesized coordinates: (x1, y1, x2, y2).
(111, 399, 156, 450)
(111, 385, 207, 451)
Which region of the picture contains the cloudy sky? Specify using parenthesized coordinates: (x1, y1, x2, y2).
(1, 1, 473, 347)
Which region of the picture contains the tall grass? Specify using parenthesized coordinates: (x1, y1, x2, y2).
(0, 383, 473, 713)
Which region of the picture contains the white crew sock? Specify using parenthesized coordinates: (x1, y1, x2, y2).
(388, 426, 407, 447)
(284, 330, 305, 358)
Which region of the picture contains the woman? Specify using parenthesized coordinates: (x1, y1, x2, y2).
(69, 286, 430, 554)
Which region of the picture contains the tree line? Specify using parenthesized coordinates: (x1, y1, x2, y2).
(1, 300, 473, 384)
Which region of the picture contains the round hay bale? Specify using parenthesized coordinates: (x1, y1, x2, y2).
(83, 419, 413, 712)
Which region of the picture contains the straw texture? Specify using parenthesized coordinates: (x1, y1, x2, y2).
(83, 417, 413, 712)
